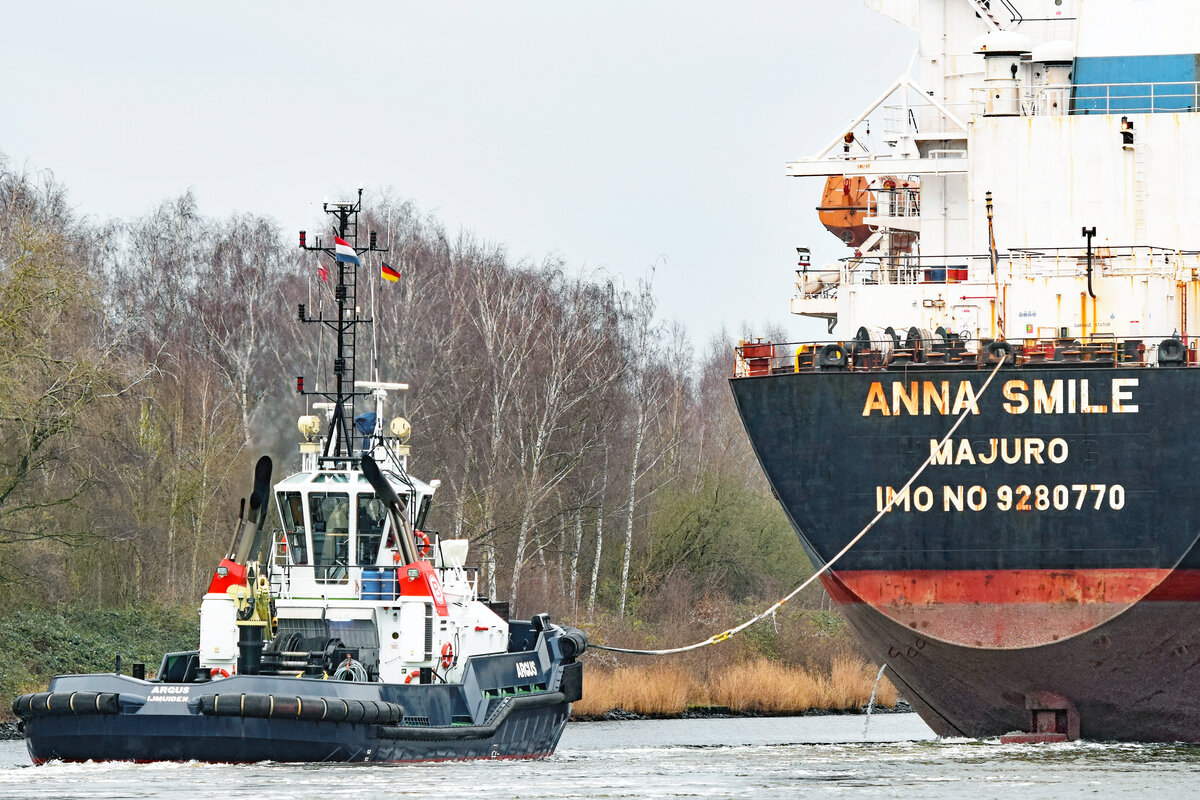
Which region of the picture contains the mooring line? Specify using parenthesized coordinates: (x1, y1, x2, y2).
(591, 355, 1009, 656)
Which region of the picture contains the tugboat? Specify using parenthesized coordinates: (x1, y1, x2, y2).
(13, 190, 586, 763)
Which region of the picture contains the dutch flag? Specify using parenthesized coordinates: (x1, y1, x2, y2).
(334, 236, 360, 265)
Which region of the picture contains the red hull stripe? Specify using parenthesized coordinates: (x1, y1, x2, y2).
(819, 568, 1200, 606)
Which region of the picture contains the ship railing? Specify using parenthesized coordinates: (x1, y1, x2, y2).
(268, 530, 481, 601)
(871, 185, 920, 218)
(971, 82, 1200, 118)
(733, 333, 1196, 377)
(818, 253, 983, 288)
(880, 101, 974, 140)
(1068, 81, 1200, 116)
(1008, 245, 1200, 280)
(811, 248, 1200, 290)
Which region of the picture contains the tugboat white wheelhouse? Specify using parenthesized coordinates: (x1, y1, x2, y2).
(13, 190, 587, 764)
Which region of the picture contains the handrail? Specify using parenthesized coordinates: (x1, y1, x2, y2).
(733, 334, 1188, 377)
(795, 247, 1200, 293)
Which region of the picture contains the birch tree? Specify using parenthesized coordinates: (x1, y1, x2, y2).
(508, 272, 621, 607)
(617, 279, 680, 617)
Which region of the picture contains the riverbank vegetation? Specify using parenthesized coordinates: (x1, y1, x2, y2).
(0, 156, 893, 717)
(0, 607, 199, 708)
(574, 656, 897, 718)
(573, 604, 898, 718)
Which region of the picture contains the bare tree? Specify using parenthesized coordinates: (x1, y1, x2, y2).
(508, 271, 622, 607)
(614, 277, 688, 618)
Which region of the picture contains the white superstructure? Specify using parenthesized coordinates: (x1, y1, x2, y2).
(792, 0, 1200, 351)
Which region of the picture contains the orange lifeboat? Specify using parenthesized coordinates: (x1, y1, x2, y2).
(817, 176, 873, 247)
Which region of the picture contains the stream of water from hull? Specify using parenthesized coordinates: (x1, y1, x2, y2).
(6, 714, 1200, 799)
(862, 662, 888, 739)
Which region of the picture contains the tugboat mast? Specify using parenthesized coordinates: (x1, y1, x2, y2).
(296, 187, 388, 468)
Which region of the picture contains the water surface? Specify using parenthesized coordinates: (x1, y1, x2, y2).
(3, 714, 1195, 799)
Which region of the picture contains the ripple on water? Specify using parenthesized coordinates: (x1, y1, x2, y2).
(4, 716, 1200, 799)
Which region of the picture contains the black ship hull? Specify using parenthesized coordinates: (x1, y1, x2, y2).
(730, 362, 1200, 740)
(16, 622, 583, 763)
(20, 687, 571, 764)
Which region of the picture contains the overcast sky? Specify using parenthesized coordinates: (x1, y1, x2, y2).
(2, 2, 914, 347)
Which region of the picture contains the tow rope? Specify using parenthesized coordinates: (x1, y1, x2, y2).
(592, 355, 1008, 656)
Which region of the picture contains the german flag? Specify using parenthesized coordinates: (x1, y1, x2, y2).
(381, 262, 400, 283)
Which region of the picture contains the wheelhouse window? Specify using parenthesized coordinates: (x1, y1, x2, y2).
(277, 491, 308, 565)
(309, 492, 350, 584)
(416, 494, 432, 530)
(357, 495, 387, 565)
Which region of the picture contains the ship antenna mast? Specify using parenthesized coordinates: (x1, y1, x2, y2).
(295, 187, 389, 468)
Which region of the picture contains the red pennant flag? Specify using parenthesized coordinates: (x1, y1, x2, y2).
(318, 263, 329, 282)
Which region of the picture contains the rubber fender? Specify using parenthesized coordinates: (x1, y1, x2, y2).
(375, 701, 397, 725)
(559, 628, 589, 662)
(985, 340, 1014, 363)
(560, 662, 584, 703)
(11, 692, 44, 718)
(343, 698, 366, 724)
(298, 697, 327, 722)
(98, 692, 121, 714)
(271, 696, 300, 719)
(816, 343, 848, 369)
(324, 698, 349, 723)
(28, 693, 51, 717)
(197, 693, 402, 723)
(12, 691, 120, 718)
(47, 693, 76, 715)
(1159, 337, 1186, 366)
(242, 693, 271, 718)
(369, 700, 388, 725)
(67, 692, 100, 714)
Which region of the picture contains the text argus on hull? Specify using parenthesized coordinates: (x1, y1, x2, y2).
(862, 378, 1139, 417)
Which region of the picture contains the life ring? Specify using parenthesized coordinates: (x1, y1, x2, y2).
(414, 530, 431, 559)
(440, 642, 455, 670)
(404, 671, 421, 684)
(210, 667, 231, 679)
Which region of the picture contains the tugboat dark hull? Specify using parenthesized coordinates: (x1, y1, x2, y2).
(730, 364, 1200, 741)
(17, 623, 583, 763)
(21, 689, 570, 764)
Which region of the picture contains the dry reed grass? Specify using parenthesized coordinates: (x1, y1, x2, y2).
(572, 655, 897, 718)
(572, 663, 702, 717)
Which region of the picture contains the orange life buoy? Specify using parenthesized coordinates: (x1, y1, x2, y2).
(404, 671, 421, 684)
(414, 530, 431, 559)
(440, 642, 454, 670)
(210, 667, 231, 679)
